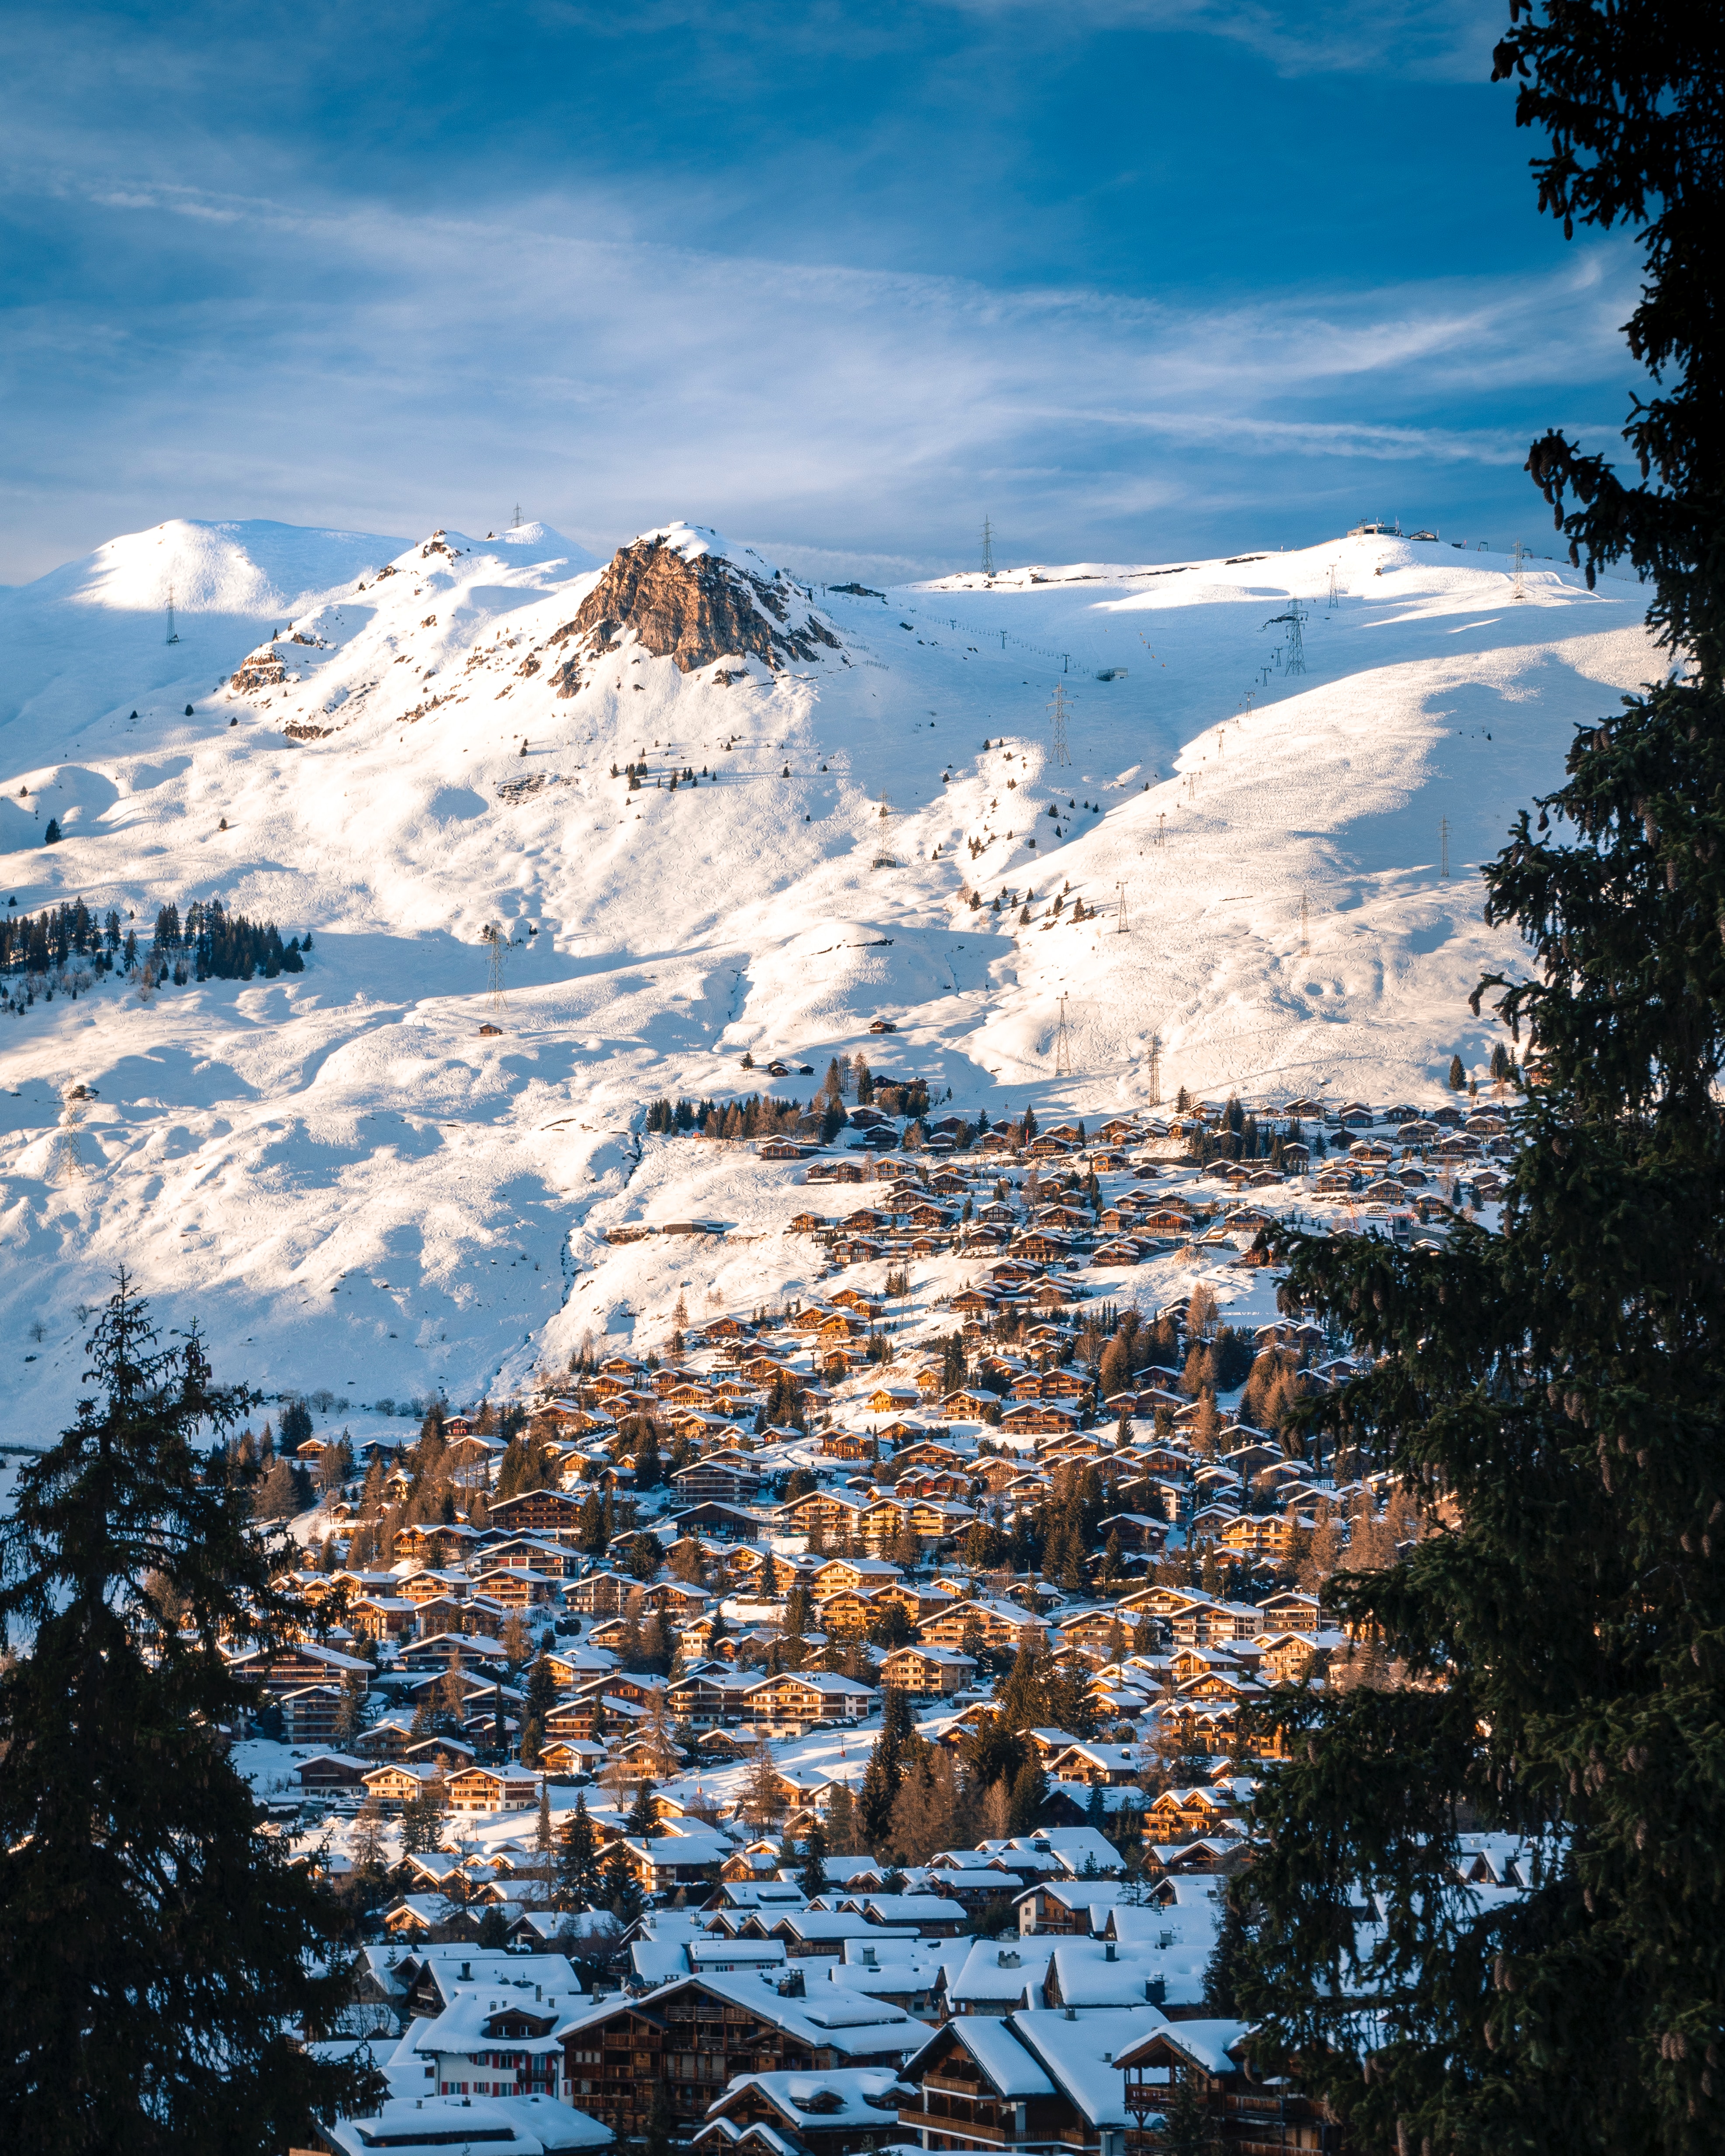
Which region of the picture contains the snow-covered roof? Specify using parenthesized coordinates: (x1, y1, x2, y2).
(325, 2092, 612, 2156)
(1114, 2015, 1250, 2077)
(631, 1940, 693, 1985)
(1005, 1828, 1123, 1876)
(558, 1968, 920, 2061)
(700, 2066, 910, 2134)
(407, 1987, 569, 2057)
(1010, 2006, 1169, 2124)
(908, 2015, 1057, 2098)
(947, 1937, 1046, 2006)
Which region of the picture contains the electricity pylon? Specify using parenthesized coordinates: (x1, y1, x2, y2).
(1440, 817, 1451, 880)
(1148, 1032, 1162, 1106)
(1327, 562, 1341, 610)
(481, 924, 508, 1015)
(1048, 683, 1072, 766)
(1262, 599, 1307, 675)
(1053, 994, 1074, 1077)
(54, 1087, 89, 1182)
(980, 516, 995, 577)
(166, 583, 180, 645)
(1115, 881, 1130, 933)
(1511, 541, 1528, 601)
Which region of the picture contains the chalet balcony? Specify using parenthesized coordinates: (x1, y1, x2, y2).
(900, 2094, 1099, 2153)
(901, 2112, 1009, 2148)
(1227, 2138, 1335, 2156)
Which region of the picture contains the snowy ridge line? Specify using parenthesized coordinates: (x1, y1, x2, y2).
(0, 517, 1653, 1425)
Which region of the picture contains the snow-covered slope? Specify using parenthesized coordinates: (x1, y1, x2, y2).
(0, 515, 1652, 1424)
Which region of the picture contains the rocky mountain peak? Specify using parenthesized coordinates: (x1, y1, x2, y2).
(562, 529, 841, 685)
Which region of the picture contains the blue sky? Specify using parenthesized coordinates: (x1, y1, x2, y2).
(0, 0, 1644, 584)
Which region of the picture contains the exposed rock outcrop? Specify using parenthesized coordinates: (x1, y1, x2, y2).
(564, 532, 842, 678)
(495, 772, 563, 804)
(231, 643, 287, 692)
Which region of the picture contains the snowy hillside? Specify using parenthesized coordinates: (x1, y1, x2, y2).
(0, 513, 1653, 1427)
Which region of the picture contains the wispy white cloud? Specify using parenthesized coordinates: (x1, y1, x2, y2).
(933, 0, 1506, 81)
(0, 168, 1639, 582)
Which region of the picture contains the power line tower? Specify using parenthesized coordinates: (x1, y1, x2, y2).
(1511, 540, 1528, 601)
(481, 924, 508, 1016)
(1048, 683, 1072, 767)
(54, 1087, 89, 1182)
(1263, 599, 1307, 674)
(1155, 811, 1167, 849)
(980, 516, 995, 577)
(1327, 561, 1341, 610)
(1115, 880, 1130, 933)
(1440, 816, 1451, 879)
(1147, 1031, 1162, 1106)
(1053, 994, 1074, 1077)
(166, 583, 180, 645)
(512, 503, 525, 531)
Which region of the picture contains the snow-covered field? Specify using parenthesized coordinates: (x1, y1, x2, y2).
(0, 514, 1653, 1430)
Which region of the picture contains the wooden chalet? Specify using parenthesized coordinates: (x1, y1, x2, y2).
(560, 1974, 919, 2141)
(484, 1488, 588, 1538)
(1116, 2018, 1341, 2156)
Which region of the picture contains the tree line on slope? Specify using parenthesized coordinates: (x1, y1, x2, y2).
(0, 895, 310, 1003)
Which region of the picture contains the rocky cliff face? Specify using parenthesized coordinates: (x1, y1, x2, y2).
(230, 642, 287, 692)
(559, 533, 841, 687)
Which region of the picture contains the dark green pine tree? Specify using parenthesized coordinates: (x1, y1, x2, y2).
(642, 2079, 676, 2156)
(556, 1794, 602, 1909)
(1005, 1753, 1046, 1836)
(858, 1686, 914, 1845)
(1045, 1654, 1097, 1742)
(799, 1817, 830, 1897)
(1156, 2072, 1221, 2156)
(525, 1652, 558, 1728)
(1241, 17, 1725, 2156)
(0, 1277, 383, 2153)
(603, 1843, 645, 1928)
(993, 1639, 1050, 1732)
(626, 1778, 661, 1840)
(576, 1489, 607, 1553)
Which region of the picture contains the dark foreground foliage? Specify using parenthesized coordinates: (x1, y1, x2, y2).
(0, 1278, 382, 2156)
(1241, 10, 1725, 2156)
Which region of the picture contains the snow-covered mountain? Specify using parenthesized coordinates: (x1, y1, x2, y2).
(0, 512, 1652, 1425)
